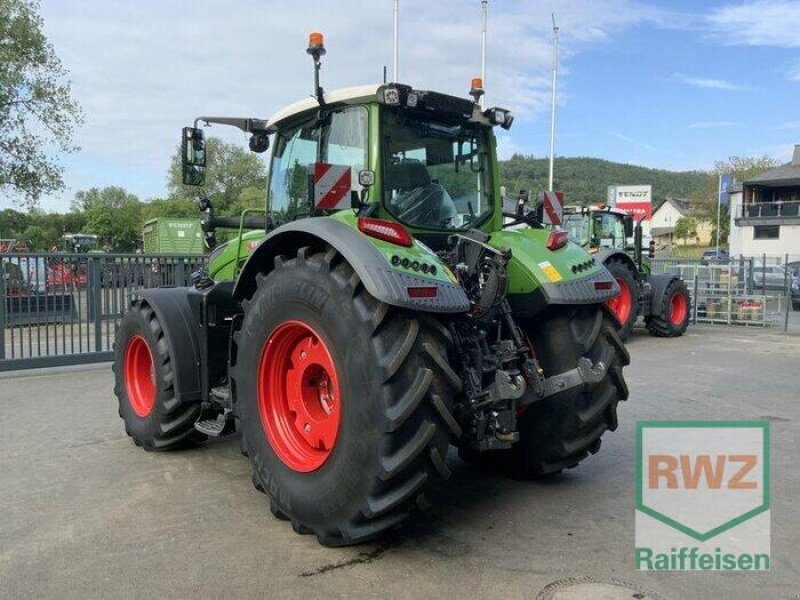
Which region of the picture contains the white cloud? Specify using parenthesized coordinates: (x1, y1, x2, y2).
(787, 60, 800, 81)
(688, 121, 743, 129)
(612, 131, 657, 152)
(777, 120, 800, 129)
(670, 72, 749, 91)
(706, 1, 800, 48)
(26, 0, 661, 210)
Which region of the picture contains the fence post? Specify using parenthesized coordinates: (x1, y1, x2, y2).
(0, 263, 6, 360)
(785, 253, 790, 332)
(692, 265, 698, 324)
(88, 256, 103, 352)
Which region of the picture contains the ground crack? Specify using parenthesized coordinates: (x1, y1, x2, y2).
(299, 546, 390, 577)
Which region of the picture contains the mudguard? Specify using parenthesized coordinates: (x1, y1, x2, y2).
(595, 248, 638, 274)
(232, 217, 470, 313)
(646, 273, 681, 317)
(131, 287, 203, 405)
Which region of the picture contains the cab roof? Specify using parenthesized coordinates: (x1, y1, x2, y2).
(266, 84, 381, 131)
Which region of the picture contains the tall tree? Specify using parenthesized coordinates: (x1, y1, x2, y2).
(690, 155, 780, 219)
(72, 186, 142, 250)
(168, 137, 267, 215)
(0, 0, 83, 207)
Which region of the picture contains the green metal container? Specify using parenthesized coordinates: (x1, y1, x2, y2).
(142, 218, 205, 254)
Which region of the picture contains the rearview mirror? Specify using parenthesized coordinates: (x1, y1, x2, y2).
(181, 127, 206, 186)
(624, 215, 634, 238)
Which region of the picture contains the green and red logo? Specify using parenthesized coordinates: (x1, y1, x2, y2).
(635, 421, 770, 571)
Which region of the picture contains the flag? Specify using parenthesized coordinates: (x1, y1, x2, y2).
(719, 173, 733, 212)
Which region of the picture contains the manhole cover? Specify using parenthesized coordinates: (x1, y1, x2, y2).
(536, 576, 666, 600)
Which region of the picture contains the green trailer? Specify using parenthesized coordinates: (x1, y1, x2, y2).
(142, 218, 205, 254)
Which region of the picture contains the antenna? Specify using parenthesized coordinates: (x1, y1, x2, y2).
(480, 0, 488, 107)
(548, 13, 559, 192)
(393, 0, 400, 82)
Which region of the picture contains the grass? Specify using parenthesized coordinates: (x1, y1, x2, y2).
(668, 244, 708, 259)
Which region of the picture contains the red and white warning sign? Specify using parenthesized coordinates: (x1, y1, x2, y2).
(313, 163, 352, 210)
(539, 190, 564, 226)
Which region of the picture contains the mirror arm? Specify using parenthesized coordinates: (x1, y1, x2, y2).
(193, 116, 270, 133)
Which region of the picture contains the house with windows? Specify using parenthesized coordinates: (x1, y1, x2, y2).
(650, 198, 712, 248)
(728, 145, 800, 257)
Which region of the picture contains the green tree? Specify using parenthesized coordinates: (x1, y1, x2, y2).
(690, 155, 780, 219)
(674, 216, 698, 246)
(142, 197, 197, 219)
(72, 186, 142, 250)
(0, 0, 83, 207)
(21, 223, 45, 250)
(168, 137, 267, 215)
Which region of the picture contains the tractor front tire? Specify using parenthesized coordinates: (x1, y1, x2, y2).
(113, 301, 205, 450)
(645, 278, 691, 337)
(232, 247, 459, 546)
(603, 258, 639, 340)
(508, 305, 630, 479)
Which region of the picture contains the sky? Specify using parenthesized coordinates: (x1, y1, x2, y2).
(8, 0, 800, 212)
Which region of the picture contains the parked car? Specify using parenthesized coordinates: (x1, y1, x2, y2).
(792, 274, 800, 311)
(702, 248, 729, 260)
(753, 265, 792, 290)
(786, 260, 800, 277)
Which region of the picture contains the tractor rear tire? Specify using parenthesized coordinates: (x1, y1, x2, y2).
(645, 278, 691, 337)
(113, 301, 205, 450)
(507, 305, 630, 479)
(603, 258, 639, 340)
(231, 247, 459, 546)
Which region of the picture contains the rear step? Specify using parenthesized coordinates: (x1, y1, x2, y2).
(194, 409, 235, 437)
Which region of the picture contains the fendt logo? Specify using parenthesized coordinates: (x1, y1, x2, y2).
(635, 421, 770, 571)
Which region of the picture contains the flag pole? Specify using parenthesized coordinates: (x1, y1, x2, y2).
(716, 174, 722, 251)
(548, 13, 559, 192)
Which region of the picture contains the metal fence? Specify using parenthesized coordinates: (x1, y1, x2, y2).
(1, 253, 206, 371)
(651, 254, 799, 332)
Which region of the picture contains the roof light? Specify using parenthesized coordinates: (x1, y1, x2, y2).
(483, 107, 515, 130)
(307, 32, 326, 54)
(357, 217, 413, 247)
(383, 88, 401, 105)
(470, 77, 485, 103)
(546, 230, 569, 251)
(407, 286, 438, 299)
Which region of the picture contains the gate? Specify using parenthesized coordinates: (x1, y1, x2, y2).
(1, 253, 207, 371)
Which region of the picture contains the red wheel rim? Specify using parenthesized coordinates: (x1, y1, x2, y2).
(124, 335, 156, 418)
(669, 292, 688, 326)
(606, 277, 632, 326)
(258, 321, 341, 472)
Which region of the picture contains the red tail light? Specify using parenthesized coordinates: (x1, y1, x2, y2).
(546, 230, 569, 251)
(594, 281, 614, 291)
(357, 217, 413, 247)
(407, 286, 438, 298)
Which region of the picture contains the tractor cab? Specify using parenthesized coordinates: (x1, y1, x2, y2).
(562, 206, 634, 251)
(60, 234, 100, 253)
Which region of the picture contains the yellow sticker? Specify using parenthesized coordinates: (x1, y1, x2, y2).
(538, 260, 562, 283)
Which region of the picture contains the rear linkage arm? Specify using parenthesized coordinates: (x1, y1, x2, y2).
(443, 231, 611, 452)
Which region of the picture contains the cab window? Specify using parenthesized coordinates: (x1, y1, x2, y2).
(268, 106, 368, 226)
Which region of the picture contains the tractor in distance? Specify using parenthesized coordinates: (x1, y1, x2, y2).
(562, 205, 691, 339)
(112, 32, 630, 546)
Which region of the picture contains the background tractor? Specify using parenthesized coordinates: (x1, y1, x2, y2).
(562, 205, 691, 339)
(112, 33, 629, 546)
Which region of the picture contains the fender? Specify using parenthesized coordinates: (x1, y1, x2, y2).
(596, 248, 638, 274)
(646, 273, 681, 317)
(232, 217, 470, 313)
(132, 287, 203, 405)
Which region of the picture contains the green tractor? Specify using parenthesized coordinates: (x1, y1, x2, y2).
(113, 34, 629, 546)
(562, 205, 691, 339)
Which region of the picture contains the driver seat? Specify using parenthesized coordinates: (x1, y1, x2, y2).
(384, 160, 432, 191)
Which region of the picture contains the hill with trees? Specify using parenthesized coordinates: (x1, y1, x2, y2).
(500, 154, 708, 209)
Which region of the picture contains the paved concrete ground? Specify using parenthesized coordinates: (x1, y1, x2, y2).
(0, 325, 798, 599)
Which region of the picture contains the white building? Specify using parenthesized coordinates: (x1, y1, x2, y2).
(729, 145, 800, 258)
(650, 198, 713, 247)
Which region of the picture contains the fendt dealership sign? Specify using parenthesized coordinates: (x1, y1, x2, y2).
(608, 185, 653, 221)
